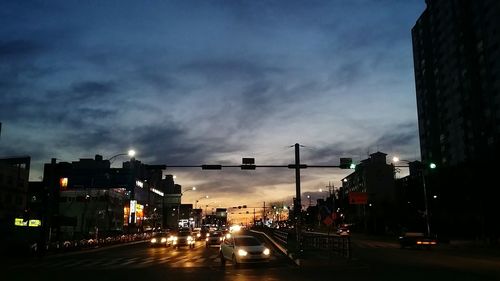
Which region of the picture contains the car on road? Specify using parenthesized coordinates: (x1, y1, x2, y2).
(193, 228, 203, 241)
(219, 235, 271, 266)
(150, 232, 168, 247)
(205, 231, 224, 247)
(399, 232, 437, 249)
(336, 226, 350, 236)
(172, 230, 195, 249)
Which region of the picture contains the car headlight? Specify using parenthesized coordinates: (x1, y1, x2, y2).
(263, 248, 270, 255)
(188, 236, 193, 241)
(151, 238, 157, 243)
(172, 236, 178, 241)
(161, 238, 167, 243)
(197, 233, 201, 237)
(206, 233, 210, 237)
(206, 238, 209, 241)
(238, 249, 248, 256)
(219, 237, 223, 241)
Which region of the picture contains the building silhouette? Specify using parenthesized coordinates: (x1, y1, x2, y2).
(339, 152, 396, 234)
(412, 0, 500, 240)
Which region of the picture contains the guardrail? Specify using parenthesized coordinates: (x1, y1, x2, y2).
(272, 229, 289, 245)
(253, 227, 351, 259)
(302, 233, 351, 258)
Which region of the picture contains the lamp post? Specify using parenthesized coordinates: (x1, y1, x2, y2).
(195, 195, 209, 209)
(107, 149, 136, 164)
(176, 187, 196, 228)
(392, 157, 435, 237)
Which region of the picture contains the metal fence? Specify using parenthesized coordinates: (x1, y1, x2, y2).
(301, 234, 351, 258)
(262, 227, 351, 259)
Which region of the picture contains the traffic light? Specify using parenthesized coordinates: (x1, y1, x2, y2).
(202, 165, 222, 170)
(429, 163, 437, 169)
(241, 165, 256, 170)
(241, 158, 256, 170)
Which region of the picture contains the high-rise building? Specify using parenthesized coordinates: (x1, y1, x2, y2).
(412, 0, 500, 167)
(412, 0, 500, 239)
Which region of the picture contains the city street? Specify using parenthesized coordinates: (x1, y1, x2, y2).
(4, 232, 500, 281)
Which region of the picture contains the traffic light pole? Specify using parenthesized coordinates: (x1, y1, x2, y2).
(422, 172, 431, 237)
(294, 143, 302, 256)
(159, 144, 352, 257)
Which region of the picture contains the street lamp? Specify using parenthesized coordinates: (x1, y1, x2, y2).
(393, 157, 436, 236)
(108, 149, 136, 163)
(182, 187, 196, 194)
(195, 195, 209, 209)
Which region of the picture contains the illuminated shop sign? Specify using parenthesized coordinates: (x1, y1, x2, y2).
(129, 200, 137, 223)
(60, 177, 68, 190)
(14, 218, 27, 226)
(14, 218, 41, 227)
(136, 203, 144, 212)
(28, 220, 42, 227)
(151, 188, 164, 197)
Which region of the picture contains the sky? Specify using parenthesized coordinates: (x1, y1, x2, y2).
(0, 0, 426, 216)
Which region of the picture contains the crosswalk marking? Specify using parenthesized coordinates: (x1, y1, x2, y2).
(10, 248, 284, 270)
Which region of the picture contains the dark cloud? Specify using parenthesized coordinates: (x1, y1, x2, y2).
(372, 121, 419, 152)
(131, 124, 245, 165)
(0, 39, 45, 61)
(179, 59, 282, 82)
(70, 81, 117, 101)
(0, 0, 426, 208)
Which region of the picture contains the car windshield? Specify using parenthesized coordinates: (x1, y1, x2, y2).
(178, 231, 191, 237)
(235, 237, 261, 246)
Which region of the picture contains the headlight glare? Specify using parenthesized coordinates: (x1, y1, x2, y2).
(238, 249, 248, 256)
(263, 248, 270, 255)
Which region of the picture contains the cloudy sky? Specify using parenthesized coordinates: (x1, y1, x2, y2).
(1, 0, 425, 213)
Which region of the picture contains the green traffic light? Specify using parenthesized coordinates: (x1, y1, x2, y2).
(349, 163, 356, 169)
(429, 163, 437, 169)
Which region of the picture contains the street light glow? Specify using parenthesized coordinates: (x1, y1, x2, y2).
(128, 149, 136, 157)
(392, 156, 400, 163)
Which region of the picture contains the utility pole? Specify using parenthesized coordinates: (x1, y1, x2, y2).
(263, 201, 266, 224)
(294, 143, 302, 255)
(326, 182, 334, 196)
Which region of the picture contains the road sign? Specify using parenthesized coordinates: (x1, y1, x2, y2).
(348, 192, 368, 205)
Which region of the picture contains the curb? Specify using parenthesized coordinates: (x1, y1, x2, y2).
(250, 229, 301, 266)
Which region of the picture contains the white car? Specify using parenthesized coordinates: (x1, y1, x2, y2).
(219, 235, 271, 266)
(171, 230, 195, 249)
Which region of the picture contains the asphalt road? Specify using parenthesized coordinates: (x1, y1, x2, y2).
(3, 232, 500, 281)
